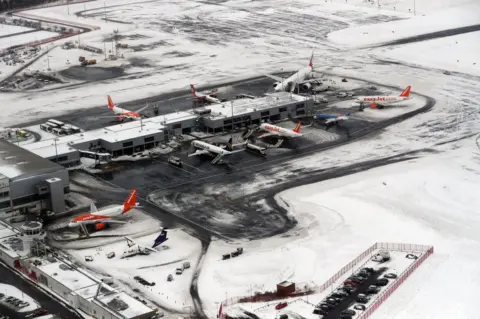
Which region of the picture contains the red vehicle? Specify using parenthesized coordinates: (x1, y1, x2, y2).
(27, 309, 49, 318)
(344, 280, 359, 287)
(275, 302, 287, 310)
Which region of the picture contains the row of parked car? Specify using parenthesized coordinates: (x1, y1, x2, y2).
(313, 266, 398, 318)
(134, 276, 155, 286)
(0, 293, 30, 309)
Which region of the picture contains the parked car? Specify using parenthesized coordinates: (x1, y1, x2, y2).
(331, 291, 348, 298)
(356, 294, 370, 304)
(325, 297, 341, 305)
(337, 92, 347, 98)
(341, 309, 356, 316)
(85, 256, 93, 262)
(176, 268, 183, 275)
(167, 274, 173, 282)
(354, 304, 366, 311)
(376, 278, 389, 286)
(275, 302, 287, 310)
(222, 254, 231, 260)
(384, 273, 397, 279)
(365, 285, 380, 295)
(279, 314, 288, 319)
(317, 303, 333, 310)
(361, 267, 374, 274)
(339, 285, 355, 293)
(344, 280, 359, 287)
(347, 275, 365, 283)
(342, 78, 348, 82)
(183, 261, 190, 269)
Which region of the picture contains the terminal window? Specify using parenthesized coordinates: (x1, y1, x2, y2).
(144, 136, 154, 143)
(57, 156, 68, 162)
(261, 111, 270, 116)
(172, 124, 182, 129)
(123, 141, 133, 148)
(0, 191, 8, 198)
(279, 107, 287, 112)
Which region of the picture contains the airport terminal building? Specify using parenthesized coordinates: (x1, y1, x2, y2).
(21, 92, 312, 164)
(0, 140, 68, 214)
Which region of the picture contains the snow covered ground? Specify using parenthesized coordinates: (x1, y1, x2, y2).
(0, 31, 60, 50)
(200, 136, 480, 318)
(0, 24, 33, 36)
(375, 31, 480, 76)
(0, 283, 40, 312)
(66, 228, 201, 313)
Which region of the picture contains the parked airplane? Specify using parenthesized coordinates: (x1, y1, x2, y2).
(189, 137, 245, 164)
(264, 52, 320, 93)
(353, 86, 412, 109)
(121, 236, 158, 258)
(100, 95, 150, 121)
(68, 189, 139, 229)
(190, 84, 222, 104)
(257, 121, 304, 139)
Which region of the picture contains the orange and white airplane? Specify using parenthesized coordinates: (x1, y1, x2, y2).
(68, 189, 139, 229)
(257, 122, 304, 139)
(353, 86, 413, 109)
(190, 84, 221, 104)
(102, 95, 150, 121)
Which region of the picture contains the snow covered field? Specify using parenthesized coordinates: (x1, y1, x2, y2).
(0, 24, 33, 36)
(0, 31, 59, 50)
(0, 283, 40, 312)
(66, 228, 201, 313)
(376, 31, 480, 76)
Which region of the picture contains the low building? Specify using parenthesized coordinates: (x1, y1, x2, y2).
(276, 281, 295, 296)
(31, 260, 155, 319)
(198, 92, 312, 133)
(0, 140, 69, 214)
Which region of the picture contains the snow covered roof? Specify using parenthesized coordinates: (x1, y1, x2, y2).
(100, 121, 163, 143)
(0, 139, 63, 179)
(205, 92, 309, 119)
(148, 111, 198, 125)
(96, 291, 154, 319)
(0, 224, 21, 258)
(36, 261, 98, 292)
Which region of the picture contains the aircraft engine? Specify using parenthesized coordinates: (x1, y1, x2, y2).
(273, 82, 281, 88)
(95, 223, 106, 230)
(302, 82, 312, 91)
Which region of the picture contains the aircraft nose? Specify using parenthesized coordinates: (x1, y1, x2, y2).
(68, 222, 77, 228)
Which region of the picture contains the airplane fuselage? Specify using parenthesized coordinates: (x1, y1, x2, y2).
(112, 106, 141, 120)
(192, 140, 230, 155)
(68, 205, 124, 227)
(259, 123, 302, 138)
(274, 66, 313, 92)
(355, 96, 411, 105)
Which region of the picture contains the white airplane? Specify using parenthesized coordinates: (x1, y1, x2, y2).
(264, 52, 320, 92)
(68, 189, 139, 230)
(189, 137, 245, 164)
(100, 95, 150, 121)
(190, 84, 221, 104)
(353, 86, 413, 109)
(313, 113, 350, 124)
(121, 236, 157, 258)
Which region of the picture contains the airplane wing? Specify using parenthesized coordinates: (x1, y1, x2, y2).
(142, 246, 158, 253)
(90, 202, 98, 213)
(324, 118, 337, 124)
(232, 141, 247, 147)
(104, 220, 128, 224)
(135, 104, 150, 113)
(263, 73, 284, 82)
(257, 132, 276, 139)
(188, 149, 211, 157)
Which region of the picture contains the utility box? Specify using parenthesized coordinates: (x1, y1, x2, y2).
(45, 177, 65, 213)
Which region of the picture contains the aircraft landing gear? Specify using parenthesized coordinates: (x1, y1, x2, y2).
(80, 224, 90, 238)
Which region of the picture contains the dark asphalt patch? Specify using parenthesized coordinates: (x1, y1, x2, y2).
(59, 66, 125, 81)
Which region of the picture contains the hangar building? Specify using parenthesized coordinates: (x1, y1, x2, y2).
(0, 140, 68, 214)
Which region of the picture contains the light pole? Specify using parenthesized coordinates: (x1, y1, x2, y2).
(47, 55, 52, 71)
(413, 0, 416, 15)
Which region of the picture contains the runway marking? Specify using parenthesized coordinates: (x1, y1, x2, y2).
(156, 160, 196, 175)
(181, 161, 206, 173)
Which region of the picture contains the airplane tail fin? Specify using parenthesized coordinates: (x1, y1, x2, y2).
(122, 189, 137, 214)
(152, 229, 168, 248)
(107, 95, 115, 110)
(293, 121, 302, 133)
(309, 51, 314, 68)
(399, 86, 411, 97)
(224, 137, 233, 151)
(346, 112, 351, 116)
